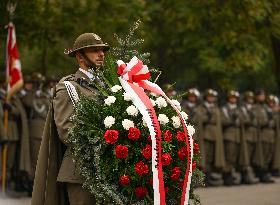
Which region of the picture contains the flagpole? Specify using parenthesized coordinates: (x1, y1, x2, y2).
(2, 1, 16, 195)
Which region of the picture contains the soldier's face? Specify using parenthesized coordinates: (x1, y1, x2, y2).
(256, 94, 265, 102)
(246, 97, 254, 104)
(228, 96, 237, 104)
(188, 95, 197, 103)
(83, 47, 105, 67)
(206, 96, 216, 103)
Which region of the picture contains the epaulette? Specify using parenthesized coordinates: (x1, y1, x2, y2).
(60, 74, 75, 83)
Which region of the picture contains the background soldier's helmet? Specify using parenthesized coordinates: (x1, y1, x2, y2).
(187, 88, 200, 97)
(227, 90, 240, 98)
(64, 33, 110, 57)
(32, 72, 46, 83)
(267, 94, 278, 104)
(204, 88, 218, 97)
(244, 91, 254, 99)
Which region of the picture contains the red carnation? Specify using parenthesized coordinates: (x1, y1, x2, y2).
(164, 130, 172, 142)
(104, 130, 119, 144)
(142, 144, 152, 159)
(170, 167, 181, 181)
(176, 131, 185, 141)
(192, 160, 197, 171)
(178, 146, 188, 160)
(115, 145, 129, 159)
(128, 127, 141, 141)
(119, 175, 130, 185)
(135, 187, 148, 198)
(162, 153, 172, 166)
(193, 142, 200, 153)
(135, 161, 149, 175)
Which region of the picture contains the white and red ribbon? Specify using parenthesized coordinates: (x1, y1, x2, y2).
(117, 56, 194, 205)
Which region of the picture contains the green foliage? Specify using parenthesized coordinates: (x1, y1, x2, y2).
(1, 0, 280, 91)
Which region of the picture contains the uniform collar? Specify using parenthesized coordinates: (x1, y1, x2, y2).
(79, 68, 94, 80)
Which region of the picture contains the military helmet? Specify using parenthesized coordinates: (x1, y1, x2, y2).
(64, 33, 110, 57)
(244, 91, 254, 99)
(204, 88, 218, 97)
(267, 94, 278, 104)
(255, 88, 265, 96)
(187, 88, 200, 97)
(32, 72, 45, 83)
(227, 90, 240, 98)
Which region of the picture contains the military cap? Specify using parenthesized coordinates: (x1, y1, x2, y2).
(204, 88, 218, 97)
(227, 90, 240, 98)
(244, 91, 254, 98)
(267, 94, 278, 104)
(64, 33, 110, 57)
(255, 89, 265, 96)
(187, 88, 200, 97)
(32, 72, 45, 82)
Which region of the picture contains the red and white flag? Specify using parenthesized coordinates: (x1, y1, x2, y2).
(5, 22, 23, 100)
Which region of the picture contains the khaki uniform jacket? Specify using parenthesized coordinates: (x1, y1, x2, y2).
(221, 103, 250, 167)
(273, 111, 280, 170)
(240, 104, 258, 142)
(196, 103, 225, 170)
(32, 69, 99, 205)
(221, 104, 241, 143)
(182, 101, 207, 167)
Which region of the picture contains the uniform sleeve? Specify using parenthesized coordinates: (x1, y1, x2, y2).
(53, 82, 74, 145)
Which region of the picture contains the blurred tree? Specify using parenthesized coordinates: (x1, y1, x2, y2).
(0, 0, 280, 93)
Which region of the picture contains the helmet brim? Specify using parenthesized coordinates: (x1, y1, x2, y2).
(65, 44, 110, 57)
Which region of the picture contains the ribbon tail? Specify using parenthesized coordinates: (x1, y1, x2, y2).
(119, 77, 166, 205)
(139, 80, 194, 205)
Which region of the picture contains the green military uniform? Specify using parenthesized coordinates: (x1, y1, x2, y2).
(0, 88, 31, 191)
(197, 89, 225, 186)
(253, 90, 274, 183)
(221, 91, 242, 185)
(239, 91, 260, 184)
(262, 96, 278, 171)
(20, 73, 50, 179)
(181, 88, 206, 168)
(272, 96, 280, 174)
(32, 33, 109, 205)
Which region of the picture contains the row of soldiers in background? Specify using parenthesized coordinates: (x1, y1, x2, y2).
(0, 72, 57, 196)
(178, 87, 280, 186)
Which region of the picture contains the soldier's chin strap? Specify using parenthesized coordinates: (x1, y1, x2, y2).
(79, 51, 97, 71)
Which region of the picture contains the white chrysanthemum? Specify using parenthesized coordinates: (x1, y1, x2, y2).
(187, 125, 195, 136)
(122, 119, 135, 130)
(126, 105, 139, 116)
(155, 97, 167, 108)
(181, 111, 188, 120)
(171, 99, 181, 111)
(123, 92, 133, 101)
(171, 116, 181, 128)
(104, 116, 115, 128)
(111, 85, 122, 93)
(158, 114, 169, 125)
(150, 99, 156, 106)
(104, 96, 116, 106)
